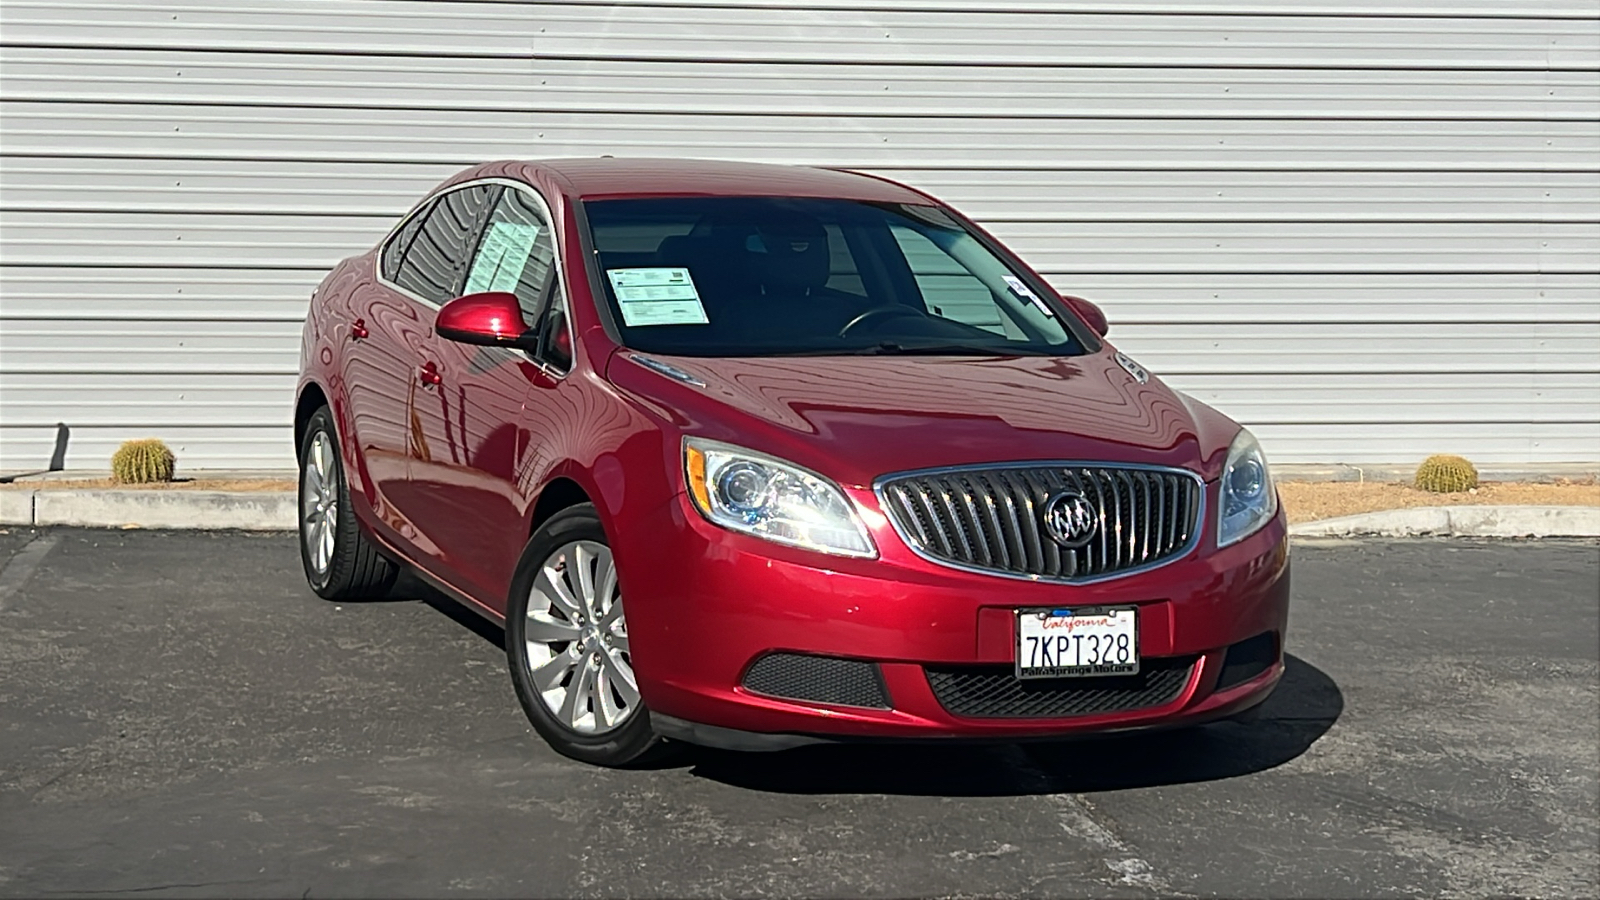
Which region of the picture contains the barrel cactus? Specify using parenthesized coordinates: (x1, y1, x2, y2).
(111, 438, 176, 484)
(1414, 454, 1478, 493)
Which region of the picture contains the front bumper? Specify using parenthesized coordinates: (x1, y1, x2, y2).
(617, 486, 1290, 743)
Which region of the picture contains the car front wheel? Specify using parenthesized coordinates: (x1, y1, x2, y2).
(505, 504, 660, 766)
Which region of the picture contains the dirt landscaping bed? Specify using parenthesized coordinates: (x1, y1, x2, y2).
(1278, 479, 1600, 524)
(6, 475, 1599, 525)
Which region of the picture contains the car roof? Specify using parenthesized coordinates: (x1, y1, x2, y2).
(534, 157, 930, 204)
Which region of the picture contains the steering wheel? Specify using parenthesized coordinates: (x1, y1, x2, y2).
(838, 306, 925, 338)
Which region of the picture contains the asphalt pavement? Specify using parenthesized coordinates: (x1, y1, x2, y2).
(0, 528, 1595, 898)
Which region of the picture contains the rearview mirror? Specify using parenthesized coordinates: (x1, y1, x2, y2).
(435, 292, 533, 347)
(1060, 294, 1109, 337)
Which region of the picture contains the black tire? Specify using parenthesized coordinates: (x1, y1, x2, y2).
(297, 405, 398, 600)
(506, 503, 662, 766)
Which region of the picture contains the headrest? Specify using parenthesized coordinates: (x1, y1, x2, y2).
(653, 230, 758, 306)
(654, 234, 697, 264)
(748, 212, 830, 296)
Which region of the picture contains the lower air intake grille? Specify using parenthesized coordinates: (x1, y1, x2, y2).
(925, 656, 1196, 719)
(1216, 632, 1278, 691)
(742, 653, 890, 709)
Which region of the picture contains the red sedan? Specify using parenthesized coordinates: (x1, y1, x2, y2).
(295, 158, 1290, 766)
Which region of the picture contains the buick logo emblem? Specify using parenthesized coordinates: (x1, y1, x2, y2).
(1043, 491, 1099, 548)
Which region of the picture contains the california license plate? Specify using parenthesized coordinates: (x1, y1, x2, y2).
(1016, 607, 1139, 679)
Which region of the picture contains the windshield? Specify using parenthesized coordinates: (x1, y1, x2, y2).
(584, 197, 1089, 358)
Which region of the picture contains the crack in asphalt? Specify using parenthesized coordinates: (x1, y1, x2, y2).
(995, 744, 1185, 897)
(0, 532, 59, 610)
(41, 880, 263, 895)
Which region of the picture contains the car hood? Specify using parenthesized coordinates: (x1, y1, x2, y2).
(606, 349, 1240, 488)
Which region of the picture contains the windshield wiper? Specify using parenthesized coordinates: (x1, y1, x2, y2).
(765, 341, 1046, 358)
(849, 341, 1041, 357)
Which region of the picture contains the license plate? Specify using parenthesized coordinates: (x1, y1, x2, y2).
(1016, 607, 1139, 679)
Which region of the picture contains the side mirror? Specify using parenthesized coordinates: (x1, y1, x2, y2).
(1060, 294, 1109, 337)
(435, 292, 533, 347)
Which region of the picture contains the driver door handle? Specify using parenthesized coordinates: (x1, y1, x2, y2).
(418, 361, 442, 387)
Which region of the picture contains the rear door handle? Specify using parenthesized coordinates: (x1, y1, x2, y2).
(418, 361, 442, 387)
(349, 318, 368, 341)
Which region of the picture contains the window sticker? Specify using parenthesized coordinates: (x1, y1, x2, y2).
(606, 268, 710, 327)
(465, 222, 540, 295)
(1003, 274, 1056, 318)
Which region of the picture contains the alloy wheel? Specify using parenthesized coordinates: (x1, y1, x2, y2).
(301, 430, 338, 577)
(523, 540, 639, 734)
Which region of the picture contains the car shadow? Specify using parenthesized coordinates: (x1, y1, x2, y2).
(318, 569, 442, 606)
(404, 580, 1342, 796)
(399, 571, 508, 647)
(675, 654, 1342, 797)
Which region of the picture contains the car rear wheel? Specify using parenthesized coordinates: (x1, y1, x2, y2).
(298, 405, 398, 600)
(506, 504, 661, 766)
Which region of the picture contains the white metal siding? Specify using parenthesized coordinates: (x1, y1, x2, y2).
(2, 0, 1596, 469)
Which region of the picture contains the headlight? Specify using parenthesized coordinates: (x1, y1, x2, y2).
(683, 438, 876, 558)
(1217, 428, 1278, 548)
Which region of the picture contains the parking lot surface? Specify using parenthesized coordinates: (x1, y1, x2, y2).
(0, 528, 1595, 898)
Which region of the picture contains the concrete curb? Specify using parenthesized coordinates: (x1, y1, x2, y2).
(1289, 505, 1600, 538)
(1, 490, 295, 531)
(0, 491, 36, 527)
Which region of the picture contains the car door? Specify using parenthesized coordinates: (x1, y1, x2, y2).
(409, 183, 563, 604)
(340, 197, 437, 549)
(367, 183, 499, 560)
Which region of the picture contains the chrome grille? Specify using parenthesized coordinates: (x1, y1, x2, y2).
(877, 464, 1202, 581)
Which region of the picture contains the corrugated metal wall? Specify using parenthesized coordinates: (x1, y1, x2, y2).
(2, 0, 1597, 469)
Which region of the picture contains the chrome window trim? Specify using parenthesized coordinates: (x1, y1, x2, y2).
(871, 460, 1207, 586)
(376, 176, 574, 381)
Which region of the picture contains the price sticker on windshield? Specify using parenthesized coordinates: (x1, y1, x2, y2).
(607, 268, 710, 327)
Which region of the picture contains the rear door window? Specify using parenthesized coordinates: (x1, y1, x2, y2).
(393, 184, 498, 304)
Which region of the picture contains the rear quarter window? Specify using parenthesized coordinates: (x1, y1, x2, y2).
(380, 198, 434, 282)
